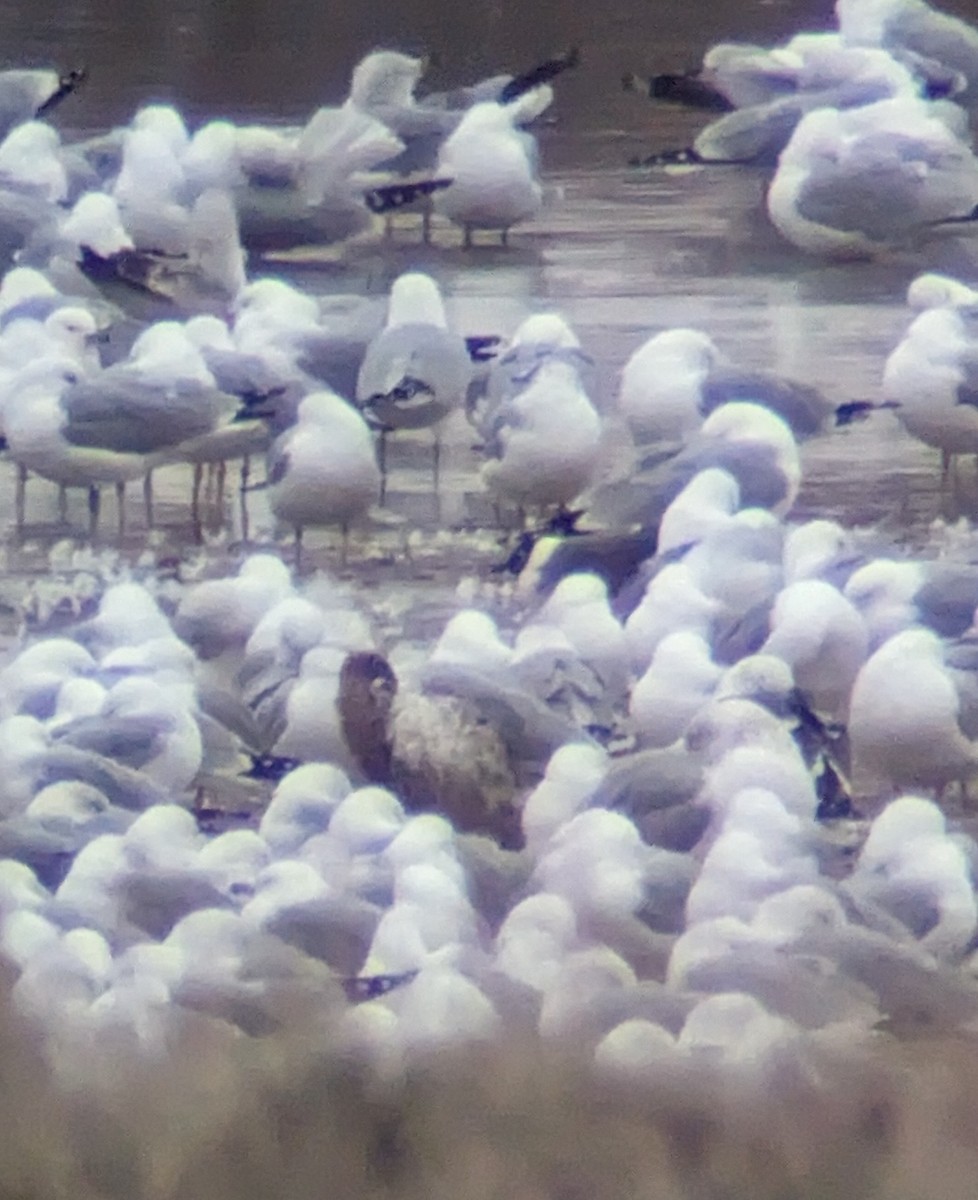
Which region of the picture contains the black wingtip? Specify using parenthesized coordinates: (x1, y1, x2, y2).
(341, 969, 420, 1003)
(465, 334, 502, 362)
(35, 65, 88, 117)
(240, 753, 303, 781)
(814, 758, 857, 822)
(649, 71, 734, 112)
(498, 46, 581, 104)
(363, 177, 453, 214)
(835, 400, 879, 426)
(628, 145, 705, 168)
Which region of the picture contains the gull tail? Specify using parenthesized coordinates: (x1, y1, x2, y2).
(498, 46, 581, 104)
(35, 65, 88, 116)
(363, 177, 453, 214)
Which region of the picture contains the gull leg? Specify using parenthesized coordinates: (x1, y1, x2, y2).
(115, 481, 126, 538)
(240, 456, 251, 543)
(340, 522, 350, 568)
(88, 486, 100, 538)
(422, 198, 432, 245)
(432, 431, 442, 521)
(432, 431, 441, 494)
(294, 525, 303, 573)
(57, 484, 68, 524)
(378, 428, 388, 506)
(143, 472, 154, 529)
(192, 463, 204, 543)
(15, 465, 27, 535)
(500, 227, 509, 247)
(216, 459, 228, 520)
(463, 226, 472, 250)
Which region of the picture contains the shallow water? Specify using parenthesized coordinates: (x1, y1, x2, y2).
(0, 0, 976, 634)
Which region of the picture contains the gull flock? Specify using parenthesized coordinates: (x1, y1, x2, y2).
(3, 0, 978, 1107)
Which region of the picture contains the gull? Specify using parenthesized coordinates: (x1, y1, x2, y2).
(843, 556, 978, 649)
(618, 327, 832, 445)
(172, 554, 294, 662)
(50, 675, 203, 794)
(0, 67, 86, 140)
(632, 33, 927, 167)
(849, 625, 978, 795)
(883, 299, 978, 481)
(2, 332, 246, 536)
(433, 88, 549, 247)
(761, 579, 869, 721)
(656, 468, 741, 555)
(469, 311, 590, 442)
(236, 101, 404, 254)
(630, 630, 722, 749)
(843, 794, 977, 957)
(837, 0, 978, 111)
(481, 357, 602, 525)
(267, 390, 381, 569)
(590, 401, 801, 534)
(767, 96, 978, 256)
(258, 763, 352, 856)
(356, 272, 471, 503)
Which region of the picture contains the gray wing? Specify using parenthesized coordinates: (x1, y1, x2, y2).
(356, 323, 471, 428)
(372, 103, 459, 141)
(952, 349, 978, 410)
(117, 870, 231, 941)
(61, 375, 236, 453)
(590, 435, 787, 528)
(201, 346, 288, 400)
(234, 183, 368, 254)
(693, 96, 806, 163)
(52, 714, 164, 771)
(34, 745, 172, 810)
(594, 745, 705, 819)
(680, 944, 880, 1029)
(196, 683, 267, 753)
(701, 368, 828, 437)
(295, 331, 370, 398)
(794, 136, 978, 240)
(887, 5, 978, 107)
(916, 565, 978, 637)
(264, 895, 382, 974)
(420, 660, 585, 766)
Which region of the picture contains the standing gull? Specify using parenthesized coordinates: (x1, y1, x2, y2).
(267, 390, 381, 569)
(356, 271, 471, 504)
(434, 88, 549, 247)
